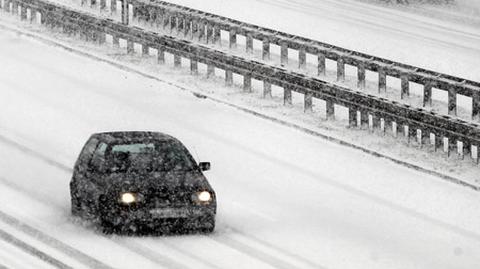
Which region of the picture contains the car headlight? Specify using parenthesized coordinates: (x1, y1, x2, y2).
(197, 191, 212, 202)
(120, 192, 137, 204)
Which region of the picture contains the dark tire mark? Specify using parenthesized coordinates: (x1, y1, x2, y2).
(0, 228, 74, 269)
(0, 210, 114, 269)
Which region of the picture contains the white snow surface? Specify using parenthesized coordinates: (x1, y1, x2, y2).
(0, 29, 480, 269)
(162, 0, 480, 81)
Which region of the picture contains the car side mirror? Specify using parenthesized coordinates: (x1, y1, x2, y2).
(199, 162, 211, 171)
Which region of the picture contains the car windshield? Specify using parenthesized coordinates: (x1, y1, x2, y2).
(100, 141, 196, 173)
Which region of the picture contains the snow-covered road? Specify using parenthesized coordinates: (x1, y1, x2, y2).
(0, 30, 480, 269)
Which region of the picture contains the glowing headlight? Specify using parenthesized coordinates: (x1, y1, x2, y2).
(120, 192, 137, 204)
(197, 191, 212, 202)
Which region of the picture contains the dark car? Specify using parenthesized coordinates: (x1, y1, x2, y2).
(70, 131, 216, 234)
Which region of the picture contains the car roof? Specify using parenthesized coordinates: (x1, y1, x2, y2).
(91, 131, 179, 144)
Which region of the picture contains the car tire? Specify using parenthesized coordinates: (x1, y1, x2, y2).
(100, 219, 116, 234)
(70, 191, 82, 217)
(199, 214, 215, 233)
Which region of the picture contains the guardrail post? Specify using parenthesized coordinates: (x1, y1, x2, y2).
(284, 87, 292, 105)
(206, 23, 214, 44)
(280, 42, 288, 66)
(213, 24, 221, 45)
(19, 5, 27, 20)
(246, 33, 253, 53)
(147, 8, 155, 26)
(198, 20, 205, 43)
(326, 100, 335, 119)
(472, 144, 479, 164)
(163, 11, 170, 30)
(448, 88, 457, 116)
(127, 40, 134, 54)
(111, 0, 117, 13)
(263, 81, 272, 98)
(244, 74, 252, 92)
(177, 16, 185, 34)
(30, 9, 36, 23)
(11, 0, 17, 15)
(191, 19, 198, 39)
(460, 141, 468, 160)
(435, 134, 443, 152)
(225, 70, 233, 86)
(380, 118, 386, 135)
(360, 111, 369, 126)
(357, 64, 366, 89)
(349, 108, 357, 126)
(3, 0, 9, 12)
(40, 9, 46, 25)
(121, 0, 128, 25)
(190, 57, 198, 75)
(184, 17, 191, 38)
(229, 28, 236, 48)
(378, 68, 386, 93)
(170, 15, 177, 33)
(401, 74, 409, 99)
(174, 54, 181, 68)
(3, 0, 10, 12)
(112, 35, 119, 46)
(157, 46, 165, 63)
(336, 57, 345, 82)
(207, 64, 215, 77)
(472, 91, 480, 121)
(304, 92, 313, 113)
(318, 53, 325, 76)
(97, 31, 106, 44)
(262, 39, 270, 60)
(423, 81, 432, 107)
(420, 129, 430, 148)
(298, 47, 306, 69)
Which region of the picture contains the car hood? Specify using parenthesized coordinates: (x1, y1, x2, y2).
(100, 170, 213, 193)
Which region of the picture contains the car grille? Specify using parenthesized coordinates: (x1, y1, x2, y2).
(144, 187, 193, 207)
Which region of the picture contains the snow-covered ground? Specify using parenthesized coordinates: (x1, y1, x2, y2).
(162, 0, 480, 82)
(1, 24, 480, 269)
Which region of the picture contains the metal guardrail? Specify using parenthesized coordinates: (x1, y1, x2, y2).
(124, 0, 480, 121)
(1, 0, 480, 163)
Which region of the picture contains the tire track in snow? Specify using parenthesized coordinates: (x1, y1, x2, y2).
(0, 210, 113, 269)
(257, 0, 480, 53)
(223, 226, 326, 269)
(209, 235, 311, 269)
(0, 228, 74, 269)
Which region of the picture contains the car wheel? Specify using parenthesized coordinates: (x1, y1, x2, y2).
(199, 214, 215, 233)
(100, 219, 116, 234)
(70, 191, 82, 217)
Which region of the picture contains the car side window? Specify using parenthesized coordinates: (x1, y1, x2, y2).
(90, 142, 108, 173)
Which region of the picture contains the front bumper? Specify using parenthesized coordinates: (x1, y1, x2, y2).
(102, 204, 215, 227)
